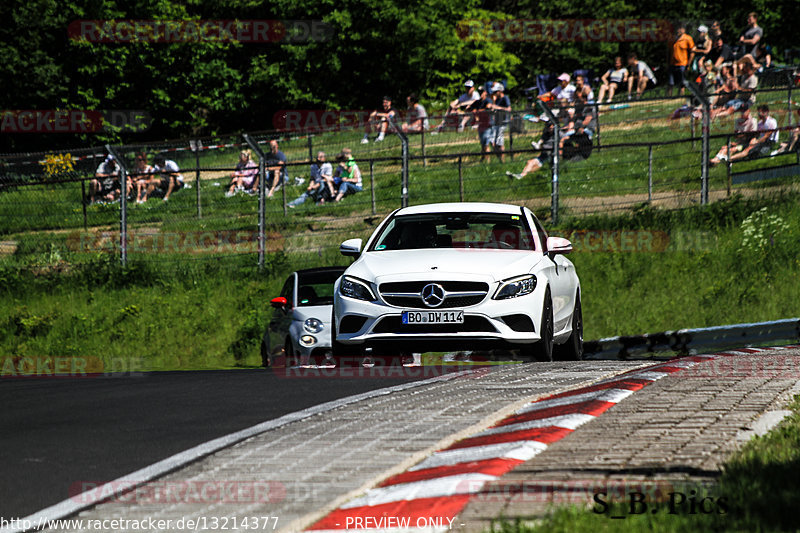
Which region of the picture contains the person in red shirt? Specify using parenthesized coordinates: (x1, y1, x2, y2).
(667, 25, 695, 96)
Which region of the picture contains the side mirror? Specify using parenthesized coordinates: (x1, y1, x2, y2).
(546, 236, 573, 255)
(340, 238, 363, 258)
(270, 296, 288, 309)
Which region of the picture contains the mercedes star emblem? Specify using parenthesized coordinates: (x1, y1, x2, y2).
(421, 283, 445, 307)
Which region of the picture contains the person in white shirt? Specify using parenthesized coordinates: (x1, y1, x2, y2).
(710, 106, 757, 165)
(437, 80, 480, 132)
(548, 73, 576, 104)
(401, 93, 429, 133)
(597, 57, 629, 103)
(141, 155, 184, 202)
(89, 154, 119, 204)
(730, 104, 778, 161)
(626, 53, 657, 100)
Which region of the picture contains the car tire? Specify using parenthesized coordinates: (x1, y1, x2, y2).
(261, 330, 271, 368)
(521, 288, 553, 362)
(554, 292, 583, 361)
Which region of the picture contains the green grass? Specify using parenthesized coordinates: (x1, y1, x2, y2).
(490, 395, 800, 532)
(1, 190, 799, 370)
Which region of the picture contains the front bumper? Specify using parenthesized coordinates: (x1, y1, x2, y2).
(334, 283, 547, 353)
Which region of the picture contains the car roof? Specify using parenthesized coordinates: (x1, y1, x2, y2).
(395, 202, 525, 216)
(294, 266, 348, 276)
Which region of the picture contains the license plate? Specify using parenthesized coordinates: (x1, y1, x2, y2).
(401, 310, 464, 324)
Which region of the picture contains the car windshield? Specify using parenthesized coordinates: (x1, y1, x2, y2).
(368, 212, 537, 251)
(296, 269, 344, 306)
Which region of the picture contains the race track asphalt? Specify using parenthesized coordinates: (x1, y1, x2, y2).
(0, 368, 429, 519)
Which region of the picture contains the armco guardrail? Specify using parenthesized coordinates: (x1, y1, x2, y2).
(584, 318, 800, 359)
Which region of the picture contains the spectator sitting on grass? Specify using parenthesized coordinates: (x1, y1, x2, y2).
(333, 152, 362, 202)
(89, 154, 119, 204)
(437, 80, 480, 132)
(362, 96, 398, 143)
(265, 140, 289, 199)
(141, 155, 184, 203)
(710, 106, 757, 165)
(401, 93, 429, 133)
(729, 104, 778, 162)
(573, 74, 594, 104)
(505, 113, 565, 180)
(707, 35, 734, 71)
(131, 153, 154, 203)
(287, 151, 332, 208)
(626, 53, 657, 100)
(545, 73, 576, 105)
(710, 56, 758, 120)
(225, 149, 259, 197)
(596, 56, 628, 103)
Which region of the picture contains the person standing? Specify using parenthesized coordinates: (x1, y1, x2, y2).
(667, 25, 695, 96)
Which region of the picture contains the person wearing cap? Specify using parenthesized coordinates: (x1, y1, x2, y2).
(484, 82, 512, 162)
(437, 80, 480, 132)
(362, 96, 398, 143)
(627, 53, 657, 100)
(143, 155, 184, 202)
(89, 154, 119, 204)
(691, 25, 712, 71)
(597, 56, 629, 104)
(546, 73, 576, 105)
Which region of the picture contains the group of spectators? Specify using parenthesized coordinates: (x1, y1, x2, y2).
(221, 139, 363, 208)
(89, 153, 184, 205)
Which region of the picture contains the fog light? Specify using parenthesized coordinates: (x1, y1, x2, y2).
(300, 335, 316, 346)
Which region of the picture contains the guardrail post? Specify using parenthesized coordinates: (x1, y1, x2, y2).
(685, 81, 710, 205)
(243, 134, 266, 270)
(421, 129, 427, 168)
(593, 102, 601, 151)
(190, 140, 202, 218)
(105, 144, 126, 266)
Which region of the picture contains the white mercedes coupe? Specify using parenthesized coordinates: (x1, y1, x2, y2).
(332, 202, 582, 363)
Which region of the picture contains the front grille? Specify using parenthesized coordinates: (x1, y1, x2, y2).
(379, 281, 489, 309)
(380, 281, 489, 292)
(371, 315, 496, 334)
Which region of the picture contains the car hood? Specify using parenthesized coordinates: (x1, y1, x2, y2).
(292, 305, 333, 323)
(348, 249, 544, 283)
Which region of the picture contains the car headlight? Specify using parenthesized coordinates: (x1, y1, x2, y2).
(303, 318, 323, 333)
(299, 335, 317, 346)
(339, 276, 376, 301)
(494, 275, 537, 300)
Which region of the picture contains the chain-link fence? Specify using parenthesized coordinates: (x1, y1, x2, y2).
(2, 83, 799, 270)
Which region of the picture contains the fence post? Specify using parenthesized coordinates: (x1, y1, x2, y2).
(421, 129, 427, 168)
(726, 135, 732, 196)
(391, 124, 410, 208)
(190, 140, 202, 218)
(243, 134, 266, 270)
(690, 115, 696, 149)
(458, 156, 464, 202)
(508, 118, 514, 161)
(593, 102, 601, 151)
(537, 101, 560, 224)
(106, 144, 126, 266)
(648, 144, 653, 203)
(685, 81, 710, 205)
(307, 134, 313, 163)
(370, 160, 376, 215)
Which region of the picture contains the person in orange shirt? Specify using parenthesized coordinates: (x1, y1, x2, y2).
(667, 25, 695, 96)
